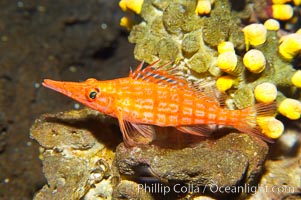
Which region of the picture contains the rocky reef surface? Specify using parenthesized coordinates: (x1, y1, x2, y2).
(31, 109, 267, 199)
(30, 109, 121, 199)
(30, 108, 300, 199)
(115, 133, 268, 199)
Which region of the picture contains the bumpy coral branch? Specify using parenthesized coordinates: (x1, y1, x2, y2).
(119, 0, 301, 138)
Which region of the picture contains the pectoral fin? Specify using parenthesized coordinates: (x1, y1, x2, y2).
(117, 114, 154, 146)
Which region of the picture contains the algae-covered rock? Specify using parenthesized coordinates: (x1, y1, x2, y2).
(112, 180, 154, 200)
(30, 109, 121, 200)
(31, 107, 269, 199)
(115, 133, 268, 198)
(34, 154, 90, 200)
(250, 128, 301, 200)
(250, 156, 301, 200)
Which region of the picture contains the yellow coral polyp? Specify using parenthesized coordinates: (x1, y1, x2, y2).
(272, 4, 293, 21)
(243, 49, 266, 73)
(279, 33, 301, 60)
(272, 0, 292, 4)
(291, 70, 301, 88)
(257, 117, 284, 139)
(254, 82, 277, 103)
(294, 0, 301, 5)
(120, 16, 133, 30)
(195, 0, 211, 15)
(216, 76, 234, 92)
(243, 24, 267, 50)
(119, 0, 144, 14)
(278, 98, 301, 120)
(264, 19, 280, 31)
(217, 52, 237, 73)
(217, 41, 234, 54)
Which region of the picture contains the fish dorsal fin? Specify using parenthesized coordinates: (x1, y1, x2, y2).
(130, 60, 221, 106)
(130, 60, 188, 89)
(188, 80, 221, 106)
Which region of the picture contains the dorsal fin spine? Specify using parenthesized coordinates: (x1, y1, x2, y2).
(130, 60, 189, 89)
(129, 60, 220, 106)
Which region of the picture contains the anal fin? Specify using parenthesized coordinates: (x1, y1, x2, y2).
(176, 125, 214, 136)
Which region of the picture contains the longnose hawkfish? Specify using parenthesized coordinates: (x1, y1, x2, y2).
(43, 60, 275, 146)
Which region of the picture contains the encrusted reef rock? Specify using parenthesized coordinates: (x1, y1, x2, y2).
(30, 109, 122, 200)
(30, 108, 269, 199)
(115, 133, 268, 198)
(250, 155, 301, 200)
(112, 180, 155, 200)
(249, 122, 301, 200)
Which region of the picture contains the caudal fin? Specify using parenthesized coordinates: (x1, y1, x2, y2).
(235, 102, 277, 142)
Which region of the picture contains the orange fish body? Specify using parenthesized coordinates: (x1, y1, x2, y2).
(108, 78, 241, 127)
(43, 60, 274, 146)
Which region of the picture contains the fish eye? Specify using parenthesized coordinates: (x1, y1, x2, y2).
(87, 88, 100, 101)
(89, 91, 97, 99)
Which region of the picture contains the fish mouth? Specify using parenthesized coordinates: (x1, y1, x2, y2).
(42, 79, 109, 113)
(43, 79, 62, 90)
(42, 79, 70, 96)
(42, 79, 87, 99)
(42, 79, 95, 103)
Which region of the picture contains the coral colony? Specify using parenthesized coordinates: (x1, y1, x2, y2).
(119, 0, 301, 139)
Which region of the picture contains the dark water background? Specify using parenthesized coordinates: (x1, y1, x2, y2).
(0, 1, 136, 199)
